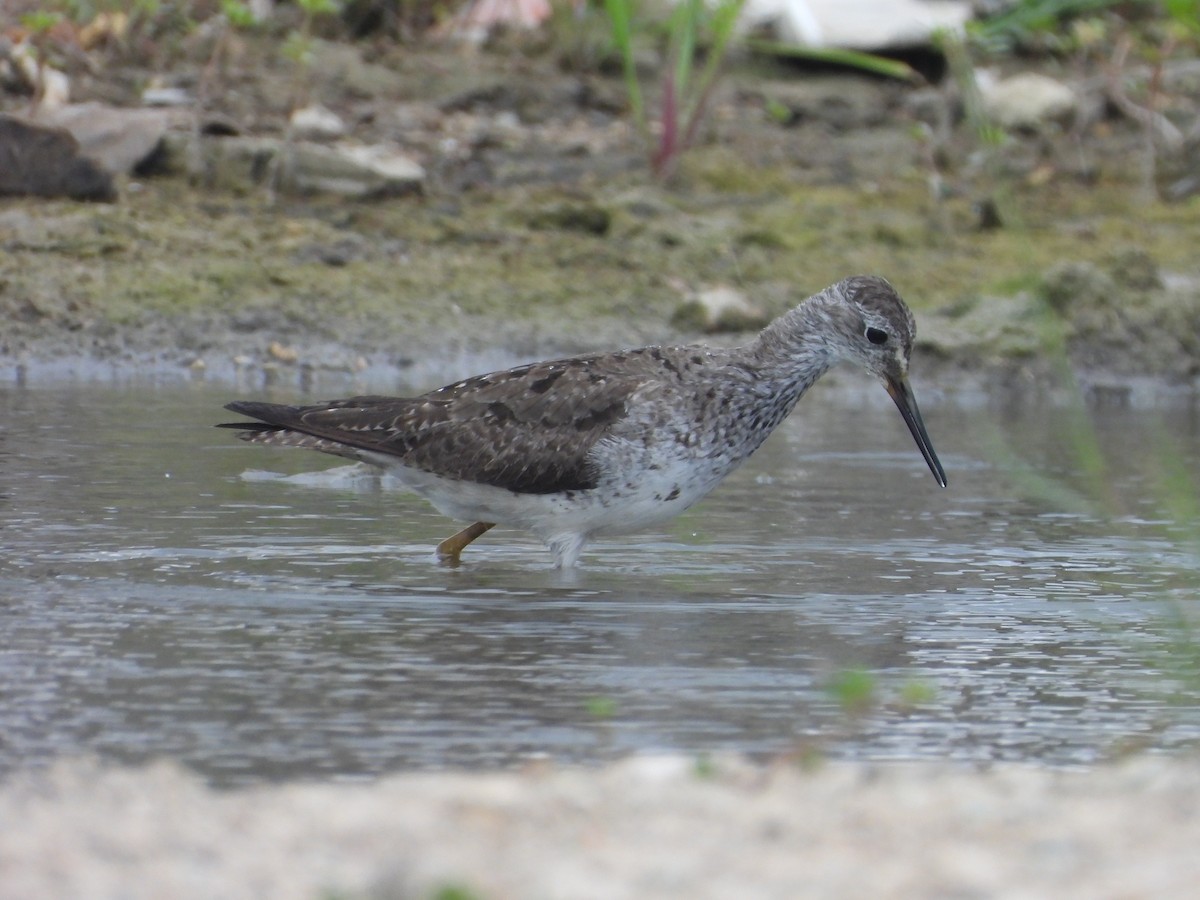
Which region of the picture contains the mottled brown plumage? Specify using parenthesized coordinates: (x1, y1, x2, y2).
(220, 275, 947, 567)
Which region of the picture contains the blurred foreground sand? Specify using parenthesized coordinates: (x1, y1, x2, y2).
(2, 754, 1199, 898)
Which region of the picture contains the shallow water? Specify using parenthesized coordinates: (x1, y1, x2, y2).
(2, 378, 1199, 785)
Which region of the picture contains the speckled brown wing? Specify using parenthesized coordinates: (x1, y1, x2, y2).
(221, 354, 655, 495)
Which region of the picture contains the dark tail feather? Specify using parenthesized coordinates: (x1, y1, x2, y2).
(217, 400, 300, 432)
(222, 400, 294, 419)
(217, 398, 391, 459)
(215, 421, 283, 432)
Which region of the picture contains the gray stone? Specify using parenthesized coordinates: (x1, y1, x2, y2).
(171, 134, 276, 192)
(284, 142, 424, 197)
(672, 286, 770, 333)
(37, 102, 174, 175)
(980, 72, 1078, 130)
(168, 133, 425, 198)
(0, 114, 115, 201)
(142, 86, 192, 107)
(290, 104, 348, 141)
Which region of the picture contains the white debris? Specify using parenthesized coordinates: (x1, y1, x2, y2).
(742, 0, 973, 51)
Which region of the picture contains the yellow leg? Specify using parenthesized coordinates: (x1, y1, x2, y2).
(436, 522, 495, 564)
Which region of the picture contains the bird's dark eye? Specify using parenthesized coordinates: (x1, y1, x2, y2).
(866, 327, 889, 345)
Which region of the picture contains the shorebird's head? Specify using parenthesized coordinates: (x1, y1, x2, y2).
(823, 275, 947, 488)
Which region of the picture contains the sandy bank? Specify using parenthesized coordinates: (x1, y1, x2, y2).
(2, 754, 1198, 899)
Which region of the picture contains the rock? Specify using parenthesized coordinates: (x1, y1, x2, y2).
(742, 0, 972, 52)
(979, 72, 1078, 131)
(38, 67, 71, 110)
(36, 103, 174, 176)
(973, 197, 1004, 230)
(142, 86, 192, 107)
(166, 134, 276, 192)
(166, 134, 426, 198)
(290, 104, 348, 141)
(0, 114, 116, 202)
(285, 142, 425, 197)
(672, 286, 770, 333)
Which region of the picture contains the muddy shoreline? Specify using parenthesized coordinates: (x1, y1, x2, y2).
(4, 176, 1197, 406)
(4, 41, 1199, 401)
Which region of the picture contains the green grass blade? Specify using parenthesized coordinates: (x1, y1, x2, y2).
(746, 38, 921, 82)
(673, 0, 702, 98)
(604, 0, 646, 134)
(683, 0, 745, 137)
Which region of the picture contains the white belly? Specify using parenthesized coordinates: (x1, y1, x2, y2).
(372, 451, 724, 541)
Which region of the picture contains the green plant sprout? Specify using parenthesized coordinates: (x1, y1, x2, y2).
(431, 884, 483, 900)
(826, 667, 877, 715)
(1164, 0, 1200, 40)
(968, 0, 1120, 54)
(827, 669, 939, 720)
(584, 695, 618, 719)
(221, 0, 256, 30)
(18, 10, 61, 33)
(604, 0, 744, 179)
(604, 0, 919, 179)
(281, 0, 343, 111)
(938, 28, 1004, 150)
(604, 0, 646, 134)
(283, 0, 343, 66)
(197, 0, 259, 122)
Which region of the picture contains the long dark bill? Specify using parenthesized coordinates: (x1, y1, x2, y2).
(885, 376, 948, 487)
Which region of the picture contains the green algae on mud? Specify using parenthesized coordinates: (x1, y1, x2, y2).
(1, 139, 1197, 387)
